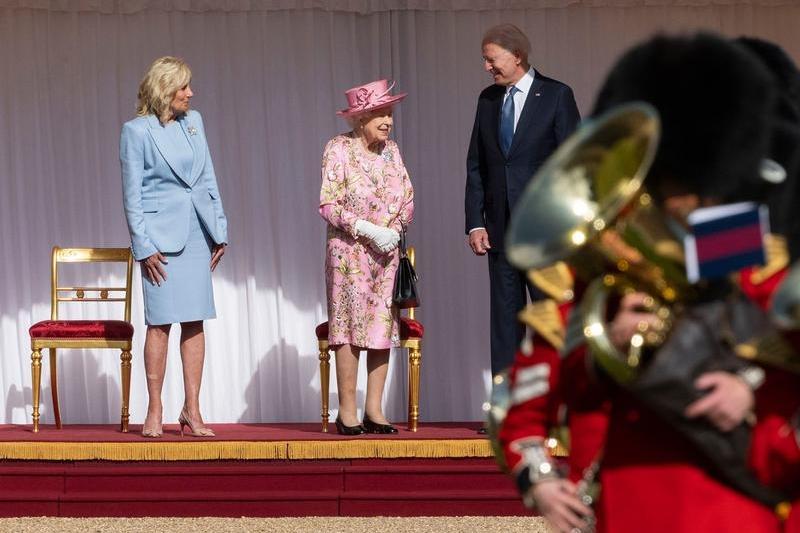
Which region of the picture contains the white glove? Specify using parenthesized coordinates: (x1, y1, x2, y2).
(354, 220, 400, 253)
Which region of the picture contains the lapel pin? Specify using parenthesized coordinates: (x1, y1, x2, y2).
(535, 93, 541, 97)
(187, 126, 198, 136)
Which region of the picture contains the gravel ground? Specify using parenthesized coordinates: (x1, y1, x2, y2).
(0, 517, 550, 532)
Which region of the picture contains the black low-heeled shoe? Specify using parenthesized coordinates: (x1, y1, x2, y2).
(335, 416, 366, 436)
(363, 414, 398, 434)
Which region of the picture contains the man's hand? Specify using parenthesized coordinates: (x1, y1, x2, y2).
(210, 243, 227, 271)
(685, 371, 754, 431)
(468, 229, 492, 255)
(608, 292, 664, 352)
(143, 252, 168, 286)
(528, 479, 594, 533)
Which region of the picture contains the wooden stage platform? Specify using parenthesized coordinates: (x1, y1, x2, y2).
(0, 422, 532, 517)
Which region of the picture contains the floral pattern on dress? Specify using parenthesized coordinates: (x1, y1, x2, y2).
(319, 134, 414, 349)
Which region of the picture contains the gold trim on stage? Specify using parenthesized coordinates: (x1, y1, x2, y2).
(0, 439, 497, 462)
(287, 439, 492, 460)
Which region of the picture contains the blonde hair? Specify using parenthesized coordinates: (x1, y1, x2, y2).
(482, 23, 531, 66)
(136, 56, 192, 123)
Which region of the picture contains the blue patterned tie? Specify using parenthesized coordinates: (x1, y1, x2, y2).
(499, 85, 518, 155)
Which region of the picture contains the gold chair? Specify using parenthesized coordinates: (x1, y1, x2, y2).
(316, 247, 425, 432)
(28, 247, 134, 433)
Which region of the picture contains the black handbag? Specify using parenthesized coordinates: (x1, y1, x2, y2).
(393, 225, 419, 309)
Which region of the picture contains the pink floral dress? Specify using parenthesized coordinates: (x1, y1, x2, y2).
(319, 133, 414, 349)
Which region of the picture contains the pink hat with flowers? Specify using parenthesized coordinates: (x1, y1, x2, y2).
(337, 79, 407, 117)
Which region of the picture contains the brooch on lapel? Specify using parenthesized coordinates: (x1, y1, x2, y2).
(187, 126, 198, 136)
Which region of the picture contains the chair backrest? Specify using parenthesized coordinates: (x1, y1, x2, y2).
(50, 247, 134, 322)
(407, 246, 418, 321)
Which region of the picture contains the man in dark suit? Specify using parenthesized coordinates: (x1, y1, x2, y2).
(465, 23, 580, 376)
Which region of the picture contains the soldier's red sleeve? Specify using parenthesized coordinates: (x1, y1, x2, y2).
(739, 265, 788, 311)
(498, 337, 562, 474)
(739, 265, 800, 496)
(748, 328, 800, 493)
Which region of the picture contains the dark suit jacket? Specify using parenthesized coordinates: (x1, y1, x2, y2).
(465, 71, 580, 251)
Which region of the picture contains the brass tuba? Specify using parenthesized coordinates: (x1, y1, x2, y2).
(506, 102, 691, 383)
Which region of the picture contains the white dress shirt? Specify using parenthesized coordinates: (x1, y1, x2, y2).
(469, 68, 536, 235)
(502, 68, 535, 133)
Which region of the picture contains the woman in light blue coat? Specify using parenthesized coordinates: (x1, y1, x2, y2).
(121, 56, 228, 438)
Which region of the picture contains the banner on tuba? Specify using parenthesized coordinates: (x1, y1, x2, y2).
(684, 202, 769, 283)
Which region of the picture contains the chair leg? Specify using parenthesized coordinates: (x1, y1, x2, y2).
(120, 349, 133, 433)
(319, 342, 331, 432)
(48, 349, 62, 429)
(407, 341, 422, 432)
(31, 349, 43, 433)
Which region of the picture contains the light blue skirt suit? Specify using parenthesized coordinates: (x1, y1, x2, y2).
(120, 110, 228, 326)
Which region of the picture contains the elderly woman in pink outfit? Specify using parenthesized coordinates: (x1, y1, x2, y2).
(319, 80, 414, 435)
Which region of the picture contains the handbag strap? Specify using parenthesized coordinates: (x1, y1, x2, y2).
(398, 223, 408, 258)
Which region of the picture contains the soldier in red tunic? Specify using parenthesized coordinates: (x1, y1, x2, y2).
(497, 32, 800, 532)
(497, 266, 608, 532)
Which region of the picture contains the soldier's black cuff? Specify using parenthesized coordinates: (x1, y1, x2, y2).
(516, 466, 533, 495)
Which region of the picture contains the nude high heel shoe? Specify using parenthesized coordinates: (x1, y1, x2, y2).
(178, 409, 215, 437)
(141, 414, 163, 438)
(141, 425, 163, 438)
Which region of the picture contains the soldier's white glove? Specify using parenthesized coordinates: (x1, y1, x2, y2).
(354, 220, 400, 253)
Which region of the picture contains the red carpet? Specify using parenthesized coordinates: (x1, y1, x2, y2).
(0, 423, 532, 517)
(0, 422, 492, 462)
(0, 458, 529, 517)
(0, 422, 483, 442)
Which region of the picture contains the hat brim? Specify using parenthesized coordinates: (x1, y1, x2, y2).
(337, 93, 408, 117)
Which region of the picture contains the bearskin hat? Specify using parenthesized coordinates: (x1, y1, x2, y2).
(736, 36, 800, 259)
(592, 33, 777, 204)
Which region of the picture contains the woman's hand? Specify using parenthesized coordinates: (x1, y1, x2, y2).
(354, 220, 400, 254)
(529, 479, 594, 532)
(143, 252, 168, 286)
(372, 227, 400, 253)
(210, 243, 226, 271)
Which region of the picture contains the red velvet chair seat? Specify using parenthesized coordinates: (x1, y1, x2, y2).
(29, 320, 134, 340)
(315, 317, 424, 341)
(400, 317, 424, 338)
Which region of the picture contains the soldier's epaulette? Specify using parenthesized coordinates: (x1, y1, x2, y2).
(527, 262, 574, 302)
(518, 299, 565, 351)
(736, 333, 800, 375)
(518, 262, 575, 352)
(748, 234, 789, 285)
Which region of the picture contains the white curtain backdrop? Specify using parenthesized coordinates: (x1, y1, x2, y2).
(1, 1, 799, 425)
